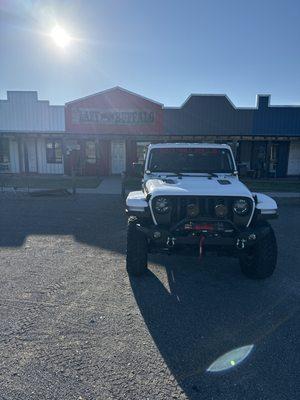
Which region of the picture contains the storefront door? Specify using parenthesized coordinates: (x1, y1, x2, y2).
(26, 139, 38, 173)
(111, 140, 126, 174)
(65, 140, 82, 175)
(275, 142, 289, 177)
(251, 141, 267, 178)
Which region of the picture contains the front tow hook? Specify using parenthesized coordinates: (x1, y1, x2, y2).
(236, 233, 257, 250)
(166, 237, 176, 248)
(236, 238, 247, 250)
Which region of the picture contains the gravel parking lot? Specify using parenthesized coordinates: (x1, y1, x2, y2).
(0, 194, 299, 400)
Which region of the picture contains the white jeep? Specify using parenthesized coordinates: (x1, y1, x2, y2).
(126, 143, 278, 279)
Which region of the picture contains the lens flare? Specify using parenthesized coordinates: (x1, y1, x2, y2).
(50, 25, 71, 48)
(207, 345, 254, 372)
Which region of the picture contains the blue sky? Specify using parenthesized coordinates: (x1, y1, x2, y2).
(1, 0, 300, 106)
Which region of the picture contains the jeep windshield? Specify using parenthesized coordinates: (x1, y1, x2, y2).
(147, 148, 234, 174)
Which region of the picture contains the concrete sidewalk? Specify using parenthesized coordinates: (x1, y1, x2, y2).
(48, 176, 122, 195)
(76, 176, 122, 194)
(43, 176, 122, 195)
(0, 176, 122, 195)
(97, 176, 122, 194)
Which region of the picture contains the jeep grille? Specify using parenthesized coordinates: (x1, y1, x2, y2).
(151, 196, 253, 227)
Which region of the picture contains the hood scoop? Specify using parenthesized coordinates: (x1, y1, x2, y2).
(162, 178, 177, 184)
(217, 179, 231, 185)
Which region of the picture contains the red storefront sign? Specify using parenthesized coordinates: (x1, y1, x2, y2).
(65, 87, 163, 135)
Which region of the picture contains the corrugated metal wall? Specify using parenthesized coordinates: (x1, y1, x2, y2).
(0, 91, 65, 174)
(1, 90, 300, 176)
(26, 139, 38, 172)
(8, 139, 20, 173)
(0, 92, 65, 132)
(163, 94, 300, 137)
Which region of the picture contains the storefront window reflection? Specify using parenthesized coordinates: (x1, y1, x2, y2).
(86, 141, 97, 164)
(46, 140, 62, 164)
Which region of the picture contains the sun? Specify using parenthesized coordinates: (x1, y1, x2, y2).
(50, 25, 71, 48)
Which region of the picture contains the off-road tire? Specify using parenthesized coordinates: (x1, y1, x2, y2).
(239, 222, 277, 279)
(126, 217, 148, 276)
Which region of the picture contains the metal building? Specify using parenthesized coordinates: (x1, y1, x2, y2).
(0, 91, 64, 174)
(1, 87, 300, 177)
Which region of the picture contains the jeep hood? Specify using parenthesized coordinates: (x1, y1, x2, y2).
(145, 176, 253, 198)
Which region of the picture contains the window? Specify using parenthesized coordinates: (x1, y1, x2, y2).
(0, 138, 10, 172)
(46, 140, 62, 164)
(85, 141, 96, 164)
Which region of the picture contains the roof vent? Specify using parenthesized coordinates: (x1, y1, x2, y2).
(163, 178, 176, 184)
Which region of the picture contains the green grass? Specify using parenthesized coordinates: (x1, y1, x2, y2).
(0, 175, 102, 189)
(241, 179, 300, 192)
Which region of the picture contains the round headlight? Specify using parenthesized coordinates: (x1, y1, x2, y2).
(215, 203, 228, 218)
(233, 199, 249, 215)
(154, 197, 171, 214)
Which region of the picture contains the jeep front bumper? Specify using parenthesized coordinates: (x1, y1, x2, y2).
(137, 218, 272, 253)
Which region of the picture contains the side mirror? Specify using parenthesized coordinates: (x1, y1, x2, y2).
(131, 162, 144, 177)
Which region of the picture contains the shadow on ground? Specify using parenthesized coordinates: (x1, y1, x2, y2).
(130, 255, 299, 398)
(0, 193, 299, 399)
(0, 193, 126, 251)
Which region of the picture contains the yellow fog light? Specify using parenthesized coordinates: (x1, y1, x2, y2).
(187, 203, 199, 217)
(215, 203, 228, 218)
